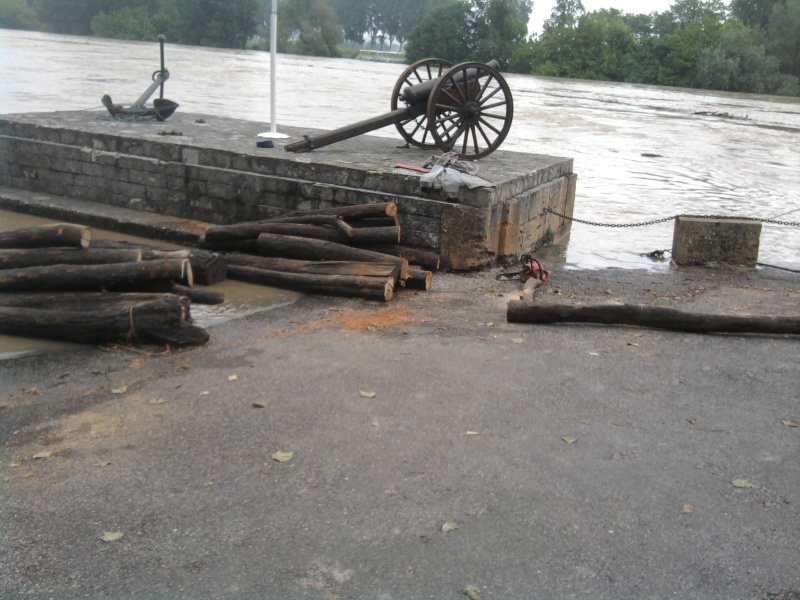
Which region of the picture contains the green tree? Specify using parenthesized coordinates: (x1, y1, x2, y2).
(730, 0, 780, 29)
(173, 0, 258, 48)
(694, 25, 785, 92)
(32, 0, 121, 35)
(404, 0, 474, 63)
(278, 0, 342, 56)
(472, 0, 532, 65)
(767, 0, 800, 76)
(91, 5, 157, 40)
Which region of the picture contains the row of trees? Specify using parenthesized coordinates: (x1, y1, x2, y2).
(504, 0, 800, 95)
(1, 0, 798, 96)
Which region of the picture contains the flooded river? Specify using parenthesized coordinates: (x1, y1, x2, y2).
(2, 29, 799, 270)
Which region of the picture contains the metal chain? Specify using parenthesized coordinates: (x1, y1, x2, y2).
(543, 208, 800, 228)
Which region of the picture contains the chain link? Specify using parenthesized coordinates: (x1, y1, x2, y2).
(543, 208, 800, 228)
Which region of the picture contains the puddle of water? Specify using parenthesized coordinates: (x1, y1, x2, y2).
(0, 210, 298, 358)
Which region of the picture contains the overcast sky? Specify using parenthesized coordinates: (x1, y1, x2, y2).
(528, 0, 676, 34)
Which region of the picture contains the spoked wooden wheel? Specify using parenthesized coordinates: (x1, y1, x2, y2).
(426, 62, 514, 160)
(391, 58, 453, 149)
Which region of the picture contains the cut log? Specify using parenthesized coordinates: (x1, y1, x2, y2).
(255, 234, 408, 279)
(349, 217, 399, 229)
(280, 202, 397, 219)
(188, 250, 227, 285)
(367, 244, 440, 271)
(0, 291, 183, 310)
(405, 268, 432, 290)
(204, 223, 347, 244)
(224, 254, 400, 280)
(197, 237, 260, 253)
(506, 302, 800, 335)
(350, 226, 401, 245)
(0, 294, 209, 345)
(227, 265, 394, 302)
(204, 218, 353, 243)
(0, 259, 193, 292)
(89, 239, 190, 261)
(0, 223, 91, 249)
(257, 215, 354, 237)
(0, 248, 141, 270)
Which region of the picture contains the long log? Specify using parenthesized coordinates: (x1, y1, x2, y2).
(0, 291, 185, 310)
(204, 223, 347, 244)
(0, 248, 142, 270)
(0, 259, 193, 292)
(197, 237, 259, 253)
(506, 302, 800, 335)
(187, 249, 227, 285)
(90, 239, 190, 261)
(350, 226, 401, 245)
(256, 215, 354, 237)
(0, 224, 91, 249)
(255, 234, 408, 279)
(279, 202, 397, 219)
(367, 244, 440, 271)
(0, 294, 209, 345)
(224, 254, 400, 280)
(227, 265, 394, 302)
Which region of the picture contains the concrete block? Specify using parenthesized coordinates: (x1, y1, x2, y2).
(672, 216, 761, 265)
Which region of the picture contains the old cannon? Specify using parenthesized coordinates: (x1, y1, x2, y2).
(285, 58, 514, 160)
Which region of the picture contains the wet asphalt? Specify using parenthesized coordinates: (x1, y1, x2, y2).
(1, 265, 799, 600)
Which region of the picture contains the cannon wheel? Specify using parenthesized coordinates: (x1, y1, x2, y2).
(426, 62, 514, 160)
(391, 58, 453, 149)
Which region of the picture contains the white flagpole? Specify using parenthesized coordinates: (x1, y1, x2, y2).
(259, 0, 288, 138)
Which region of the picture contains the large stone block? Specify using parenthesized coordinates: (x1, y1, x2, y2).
(672, 216, 761, 265)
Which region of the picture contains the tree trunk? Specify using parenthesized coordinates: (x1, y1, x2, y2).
(255, 234, 408, 279)
(0, 248, 142, 270)
(506, 302, 800, 335)
(188, 250, 227, 285)
(367, 245, 440, 271)
(404, 268, 432, 290)
(0, 294, 209, 345)
(281, 202, 397, 219)
(0, 223, 91, 249)
(197, 237, 260, 253)
(0, 259, 193, 292)
(204, 223, 348, 244)
(224, 254, 400, 280)
(350, 226, 401, 245)
(90, 239, 190, 261)
(227, 265, 394, 302)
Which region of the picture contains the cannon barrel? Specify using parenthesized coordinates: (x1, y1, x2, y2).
(401, 59, 500, 106)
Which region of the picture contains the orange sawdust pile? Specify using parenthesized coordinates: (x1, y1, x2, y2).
(333, 306, 426, 330)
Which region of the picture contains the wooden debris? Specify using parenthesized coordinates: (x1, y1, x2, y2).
(506, 302, 800, 335)
(0, 223, 91, 249)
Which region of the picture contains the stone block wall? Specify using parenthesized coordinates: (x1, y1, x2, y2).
(0, 112, 576, 269)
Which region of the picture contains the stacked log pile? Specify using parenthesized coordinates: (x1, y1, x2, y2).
(199, 202, 439, 302)
(0, 224, 214, 346)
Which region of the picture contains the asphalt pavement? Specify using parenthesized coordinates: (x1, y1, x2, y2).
(1, 264, 799, 599)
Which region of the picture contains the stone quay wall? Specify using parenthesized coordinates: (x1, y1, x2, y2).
(0, 112, 576, 269)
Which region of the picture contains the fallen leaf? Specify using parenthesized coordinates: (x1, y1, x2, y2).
(466, 431, 480, 436)
(419, 532, 434, 544)
(577, 419, 593, 425)
(96, 461, 111, 467)
(33, 451, 52, 459)
(681, 504, 693, 514)
(442, 522, 460, 533)
(328, 307, 343, 312)
(627, 342, 639, 347)
(228, 375, 238, 382)
(782, 419, 798, 428)
(372, 420, 380, 427)
(173, 365, 188, 372)
(510, 338, 524, 344)
(732, 479, 757, 489)
(588, 352, 599, 356)
(272, 451, 294, 463)
(562, 436, 577, 444)
(199, 391, 210, 396)
(149, 398, 167, 405)
(252, 402, 266, 408)
(26, 387, 39, 395)
(10, 462, 21, 468)
(687, 418, 697, 424)
(111, 385, 128, 395)
(367, 324, 379, 332)
(359, 391, 377, 399)
(460, 585, 482, 600)
(0, 403, 7, 410)
(100, 531, 124, 543)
